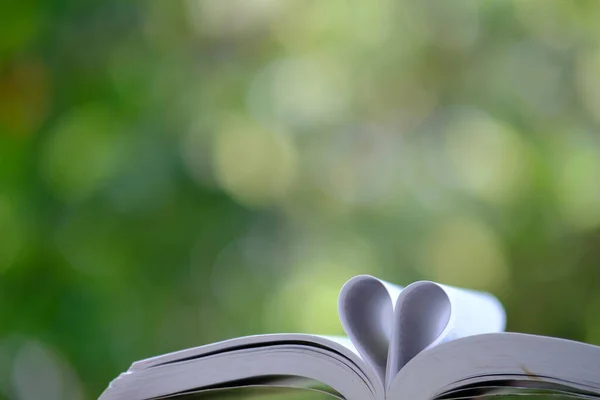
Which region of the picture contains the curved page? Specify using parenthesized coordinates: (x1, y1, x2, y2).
(100, 334, 383, 400)
(154, 384, 344, 399)
(338, 275, 403, 383)
(389, 332, 600, 400)
(386, 281, 505, 386)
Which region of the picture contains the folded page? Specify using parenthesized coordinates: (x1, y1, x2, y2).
(338, 275, 403, 384)
(338, 275, 505, 389)
(386, 281, 505, 385)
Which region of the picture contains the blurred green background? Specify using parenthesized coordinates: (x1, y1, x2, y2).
(3, 1, 600, 399)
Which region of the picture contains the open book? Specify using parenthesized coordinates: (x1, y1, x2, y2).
(99, 275, 600, 399)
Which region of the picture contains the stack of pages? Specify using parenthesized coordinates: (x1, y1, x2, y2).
(99, 275, 600, 399)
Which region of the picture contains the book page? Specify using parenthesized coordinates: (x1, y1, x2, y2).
(388, 333, 600, 400)
(101, 339, 382, 400)
(385, 281, 505, 386)
(338, 275, 505, 389)
(153, 383, 343, 399)
(129, 334, 359, 372)
(338, 275, 403, 383)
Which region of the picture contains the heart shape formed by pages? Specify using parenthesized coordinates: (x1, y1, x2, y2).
(338, 275, 505, 389)
(338, 275, 400, 380)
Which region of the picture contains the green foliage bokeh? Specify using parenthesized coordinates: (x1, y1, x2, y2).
(2, 1, 600, 399)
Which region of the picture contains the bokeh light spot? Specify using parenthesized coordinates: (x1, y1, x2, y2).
(263, 262, 354, 335)
(552, 135, 600, 231)
(213, 117, 297, 207)
(310, 125, 405, 208)
(41, 106, 128, 201)
(419, 214, 509, 291)
(444, 109, 531, 205)
(12, 342, 63, 400)
(248, 57, 349, 129)
(264, 233, 379, 333)
(186, 0, 282, 38)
